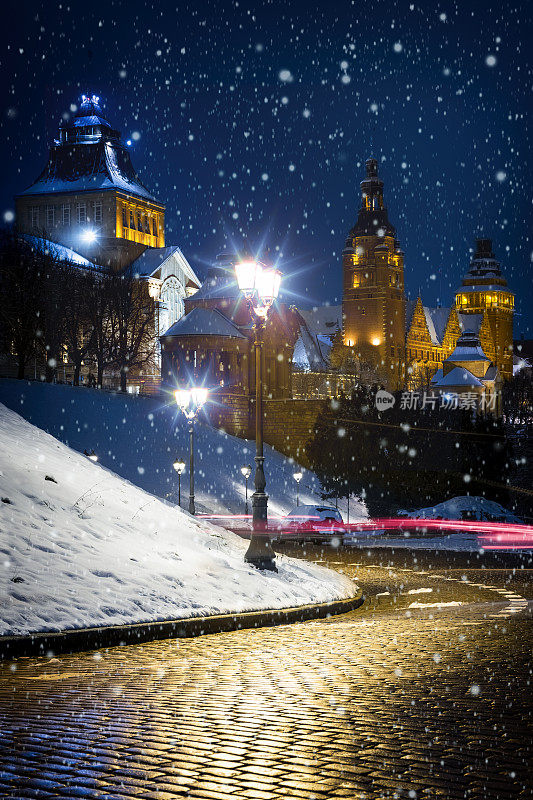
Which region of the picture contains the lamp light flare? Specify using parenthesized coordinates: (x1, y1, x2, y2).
(372, 337, 381, 346)
(173, 459, 185, 474)
(81, 229, 97, 244)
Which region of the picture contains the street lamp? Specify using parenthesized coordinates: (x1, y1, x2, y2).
(174, 387, 209, 515)
(241, 464, 252, 516)
(173, 458, 186, 507)
(235, 258, 282, 571)
(293, 471, 303, 507)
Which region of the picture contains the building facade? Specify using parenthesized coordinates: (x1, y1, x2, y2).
(16, 94, 165, 270)
(340, 159, 514, 394)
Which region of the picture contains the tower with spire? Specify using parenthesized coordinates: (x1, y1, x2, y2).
(455, 238, 514, 381)
(341, 157, 406, 390)
(15, 94, 165, 269)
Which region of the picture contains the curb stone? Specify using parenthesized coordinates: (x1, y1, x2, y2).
(0, 586, 363, 660)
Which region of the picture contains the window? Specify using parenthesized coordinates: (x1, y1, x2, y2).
(137, 212, 143, 231)
(46, 205, 56, 227)
(152, 216, 158, 236)
(76, 202, 87, 223)
(353, 273, 360, 288)
(129, 209, 135, 228)
(93, 201, 102, 224)
(30, 206, 39, 228)
(61, 204, 71, 225)
(160, 277, 185, 331)
(122, 206, 128, 228)
(144, 216, 150, 234)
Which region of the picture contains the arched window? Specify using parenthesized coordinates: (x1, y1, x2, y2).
(160, 277, 185, 335)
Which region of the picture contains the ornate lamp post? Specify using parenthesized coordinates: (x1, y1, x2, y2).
(241, 464, 252, 516)
(293, 471, 303, 507)
(235, 258, 282, 571)
(173, 458, 186, 507)
(174, 388, 209, 515)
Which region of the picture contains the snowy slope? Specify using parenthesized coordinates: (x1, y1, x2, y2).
(0, 379, 368, 519)
(399, 496, 523, 523)
(0, 404, 356, 636)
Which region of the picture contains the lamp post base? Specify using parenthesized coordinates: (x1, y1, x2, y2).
(245, 489, 277, 571)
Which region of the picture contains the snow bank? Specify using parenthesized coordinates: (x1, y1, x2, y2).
(399, 495, 523, 524)
(0, 403, 355, 636)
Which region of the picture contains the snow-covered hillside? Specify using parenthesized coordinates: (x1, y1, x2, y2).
(0, 379, 367, 520)
(0, 403, 356, 636)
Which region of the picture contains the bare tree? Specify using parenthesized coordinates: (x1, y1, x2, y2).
(108, 266, 156, 392)
(63, 265, 96, 386)
(86, 268, 114, 389)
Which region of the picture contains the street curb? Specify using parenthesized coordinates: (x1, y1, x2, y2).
(0, 587, 363, 660)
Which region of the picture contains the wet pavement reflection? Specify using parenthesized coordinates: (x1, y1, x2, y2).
(0, 548, 531, 799)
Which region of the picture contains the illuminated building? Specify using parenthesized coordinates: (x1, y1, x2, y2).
(16, 95, 165, 270)
(341, 158, 406, 390)
(340, 159, 514, 393)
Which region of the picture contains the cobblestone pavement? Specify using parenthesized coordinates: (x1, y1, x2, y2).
(0, 549, 531, 800)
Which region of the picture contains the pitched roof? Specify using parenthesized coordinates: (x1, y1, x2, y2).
(131, 245, 201, 286)
(423, 307, 450, 345)
(19, 139, 158, 202)
(457, 313, 483, 334)
(161, 307, 246, 339)
(298, 305, 341, 335)
(404, 299, 417, 332)
(190, 267, 241, 301)
(432, 366, 484, 388)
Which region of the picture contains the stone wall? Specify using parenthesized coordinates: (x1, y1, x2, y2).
(206, 394, 325, 467)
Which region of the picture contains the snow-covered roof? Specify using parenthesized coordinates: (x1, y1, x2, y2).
(19, 139, 159, 202)
(298, 305, 341, 335)
(131, 245, 201, 287)
(423, 307, 449, 345)
(457, 313, 483, 334)
(161, 307, 246, 339)
(191, 267, 240, 301)
(21, 234, 97, 268)
(432, 366, 484, 388)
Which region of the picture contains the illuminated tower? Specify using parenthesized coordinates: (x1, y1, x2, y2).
(342, 158, 405, 390)
(455, 238, 514, 381)
(16, 94, 165, 269)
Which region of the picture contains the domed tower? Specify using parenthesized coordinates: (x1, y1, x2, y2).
(342, 158, 406, 389)
(455, 238, 514, 381)
(15, 94, 165, 269)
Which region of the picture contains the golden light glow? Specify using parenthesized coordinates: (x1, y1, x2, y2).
(372, 337, 381, 346)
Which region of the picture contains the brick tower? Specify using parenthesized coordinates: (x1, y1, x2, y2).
(342, 158, 406, 390)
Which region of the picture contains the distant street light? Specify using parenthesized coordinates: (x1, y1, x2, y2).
(175, 387, 209, 515)
(84, 449, 98, 462)
(173, 458, 186, 507)
(235, 257, 282, 571)
(241, 464, 252, 516)
(293, 471, 303, 507)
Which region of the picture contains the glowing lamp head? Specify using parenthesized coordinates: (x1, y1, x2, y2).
(173, 459, 186, 474)
(174, 387, 209, 419)
(81, 229, 97, 244)
(293, 471, 303, 483)
(235, 260, 260, 297)
(372, 337, 381, 346)
(241, 464, 252, 479)
(256, 267, 282, 303)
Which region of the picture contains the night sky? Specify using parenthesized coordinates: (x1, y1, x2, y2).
(1, 0, 532, 331)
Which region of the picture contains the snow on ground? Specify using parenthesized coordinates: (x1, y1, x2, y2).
(346, 531, 483, 552)
(0, 403, 356, 636)
(0, 379, 367, 520)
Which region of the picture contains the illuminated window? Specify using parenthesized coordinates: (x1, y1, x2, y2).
(61, 204, 71, 225)
(76, 203, 87, 224)
(152, 216, 158, 236)
(122, 206, 128, 228)
(129, 209, 135, 228)
(353, 273, 360, 288)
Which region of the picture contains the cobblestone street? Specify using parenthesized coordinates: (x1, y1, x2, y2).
(0, 549, 531, 800)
